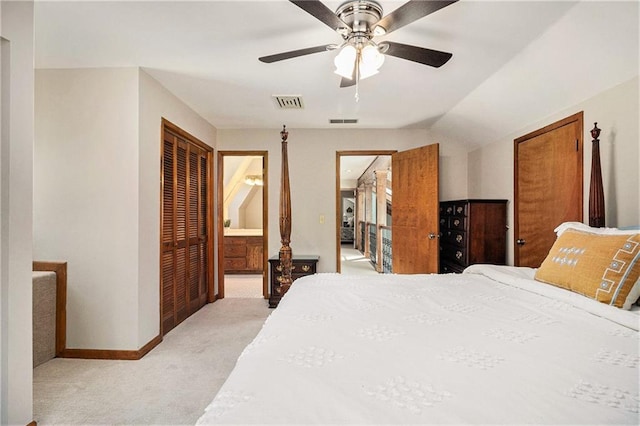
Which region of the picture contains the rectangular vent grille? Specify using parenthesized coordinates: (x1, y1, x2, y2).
(273, 95, 304, 109)
(329, 119, 358, 124)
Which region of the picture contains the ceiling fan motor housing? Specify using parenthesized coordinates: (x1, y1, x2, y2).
(336, 0, 383, 36)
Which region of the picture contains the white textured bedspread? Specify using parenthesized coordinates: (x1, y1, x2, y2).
(197, 266, 639, 425)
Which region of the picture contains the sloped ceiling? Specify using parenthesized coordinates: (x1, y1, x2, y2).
(35, 1, 638, 148)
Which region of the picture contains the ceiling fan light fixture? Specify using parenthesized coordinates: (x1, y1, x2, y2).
(359, 44, 384, 79)
(334, 44, 357, 78)
(244, 175, 264, 186)
(334, 42, 384, 81)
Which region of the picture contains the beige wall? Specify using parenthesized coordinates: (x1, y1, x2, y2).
(1, 1, 34, 423)
(429, 1, 638, 152)
(437, 1, 638, 266)
(35, 67, 140, 350)
(468, 76, 639, 265)
(34, 68, 216, 351)
(138, 69, 217, 347)
(217, 128, 467, 272)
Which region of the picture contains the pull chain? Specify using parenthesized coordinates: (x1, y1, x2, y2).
(355, 51, 360, 102)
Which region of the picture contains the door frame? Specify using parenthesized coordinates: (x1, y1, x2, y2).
(335, 150, 396, 272)
(217, 151, 269, 298)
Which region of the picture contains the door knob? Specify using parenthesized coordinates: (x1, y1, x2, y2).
(428, 233, 439, 240)
(516, 239, 526, 246)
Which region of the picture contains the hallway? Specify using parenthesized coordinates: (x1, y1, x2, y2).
(340, 245, 379, 275)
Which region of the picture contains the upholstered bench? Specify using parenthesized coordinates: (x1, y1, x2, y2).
(33, 271, 56, 367)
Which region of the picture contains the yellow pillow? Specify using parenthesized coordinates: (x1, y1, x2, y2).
(534, 229, 640, 309)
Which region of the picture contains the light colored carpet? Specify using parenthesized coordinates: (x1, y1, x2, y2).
(340, 245, 379, 275)
(33, 298, 271, 425)
(224, 274, 263, 298)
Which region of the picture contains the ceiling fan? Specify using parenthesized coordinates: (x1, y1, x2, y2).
(259, 0, 458, 97)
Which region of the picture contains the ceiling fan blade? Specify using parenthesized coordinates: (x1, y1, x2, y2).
(259, 45, 334, 63)
(289, 0, 350, 33)
(382, 41, 452, 68)
(374, 0, 458, 35)
(340, 77, 356, 88)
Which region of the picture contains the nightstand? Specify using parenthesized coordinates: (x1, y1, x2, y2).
(268, 255, 319, 308)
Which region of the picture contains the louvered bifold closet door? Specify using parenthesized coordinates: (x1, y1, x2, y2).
(161, 127, 211, 335)
(161, 136, 176, 333)
(175, 141, 189, 324)
(198, 153, 209, 304)
(187, 146, 208, 312)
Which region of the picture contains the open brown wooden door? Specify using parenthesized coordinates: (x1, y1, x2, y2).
(392, 144, 440, 273)
(514, 112, 583, 267)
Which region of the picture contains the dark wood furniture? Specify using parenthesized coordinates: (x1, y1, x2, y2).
(223, 235, 263, 274)
(276, 126, 293, 296)
(269, 255, 319, 308)
(589, 122, 605, 227)
(439, 199, 507, 274)
(270, 126, 319, 308)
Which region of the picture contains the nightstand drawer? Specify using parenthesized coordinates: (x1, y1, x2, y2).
(293, 262, 316, 274)
(273, 261, 317, 275)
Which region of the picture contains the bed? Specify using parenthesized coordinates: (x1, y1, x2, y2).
(198, 263, 638, 424)
(197, 126, 639, 424)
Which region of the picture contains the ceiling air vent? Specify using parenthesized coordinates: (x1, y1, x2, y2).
(273, 95, 304, 109)
(330, 119, 358, 124)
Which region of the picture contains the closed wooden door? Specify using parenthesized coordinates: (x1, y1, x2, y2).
(514, 112, 583, 267)
(161, 121, 212, 335)
(392, 143, 440, 273)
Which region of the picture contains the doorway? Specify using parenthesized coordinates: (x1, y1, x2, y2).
(336, 151, 395, 274)
(217, 151, 268, 299)
(336, 145, 441, 275)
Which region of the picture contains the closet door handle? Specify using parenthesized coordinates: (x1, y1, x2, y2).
(428, 233, 439, 240)
(516, 239, 526, 246)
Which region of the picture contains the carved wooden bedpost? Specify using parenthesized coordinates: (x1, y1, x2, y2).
(277, 125, 293, 295)
(588, 122, 605, 227)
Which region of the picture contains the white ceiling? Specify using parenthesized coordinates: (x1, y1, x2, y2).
(34, 0, 582, 133)
(340, 154, 379, 183)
